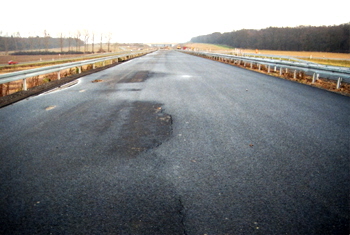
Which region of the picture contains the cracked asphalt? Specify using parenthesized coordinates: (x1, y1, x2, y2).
(0, 50, 349, 234)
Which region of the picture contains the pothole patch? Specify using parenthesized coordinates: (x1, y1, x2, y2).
(92, 79, 103, 83)
(120, 70, 150, 83)
(113, 101, 172, 157)
(45, 105, 56, 111)
(117, 88, 142, 92)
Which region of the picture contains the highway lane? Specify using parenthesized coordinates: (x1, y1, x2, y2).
(0, 50, 349, 234)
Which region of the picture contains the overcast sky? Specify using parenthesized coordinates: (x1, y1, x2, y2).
(1, 0, 349, 43)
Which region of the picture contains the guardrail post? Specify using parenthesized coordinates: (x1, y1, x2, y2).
(258, 64, 261, 70)
(279, 67, 283, 76)
(293, 70, 297, 79)
(312, 73, 316, 83)
(57, 71, 61, 80)
(268, 65, 271, 73)
(78, 67, 82, 74)
(93, 63, 96, 69)
(336, 77, 342, 89)
(22, 78, 27, 91)
(250, 63, 253, 69)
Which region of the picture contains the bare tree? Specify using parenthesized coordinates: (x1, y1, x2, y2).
(99, 33, 103, 52)
(36, 33, 42, 51)
(83, 30, 89, 53)
(17, 32, 22, 51)
(44, 30, 50, 51)
(28, 32, 36, 51)
(4, 33, 9, 55)
(91, 32, 95, 53)
(106, 32, 112, 52)
(0, 31, 2, 53)
(75, 30, 81, 51)
(12, 32, 18, 51)
(68, 32, 72, 52)
(59, 33, 64, 53)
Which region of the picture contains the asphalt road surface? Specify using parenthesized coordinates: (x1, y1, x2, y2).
(0, 50, 349, 234)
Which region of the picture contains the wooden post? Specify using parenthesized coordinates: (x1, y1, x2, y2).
(336, 77, 342, 89)
(23, 78, 27, 91)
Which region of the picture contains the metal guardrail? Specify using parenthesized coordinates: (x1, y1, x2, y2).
(0, 50, 155, 89)
(183, 51, 350, 86)
(240, 53, 320, 64)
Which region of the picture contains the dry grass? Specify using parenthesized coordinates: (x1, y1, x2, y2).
(183, 43, 230, 51)
(0, 48, 139, 74)
(243, 49, 350, 59)
(0, 54, 86, 65)
(0, 55, 90, 74)
(183, 43, 350, 60)
(0, 43, 147, 66)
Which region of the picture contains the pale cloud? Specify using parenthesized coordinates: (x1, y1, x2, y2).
(1, 0, 349, 43)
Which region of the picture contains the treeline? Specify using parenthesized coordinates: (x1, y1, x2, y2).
(0, 36, 85, 53)
(191, 24, 350, 53)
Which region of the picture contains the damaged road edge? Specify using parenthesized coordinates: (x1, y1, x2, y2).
(113, 101, 173, 158)
(0, 54, 150, 108)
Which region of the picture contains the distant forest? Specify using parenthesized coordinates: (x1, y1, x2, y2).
(0, 36, 85, 53)
(190, 24, 350, 53)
